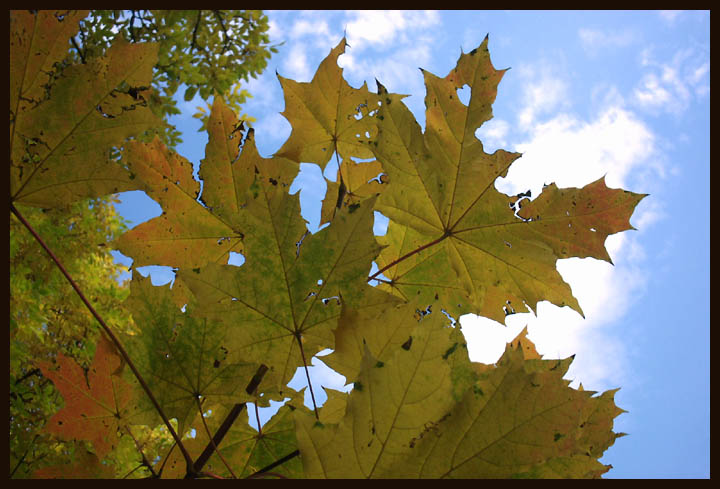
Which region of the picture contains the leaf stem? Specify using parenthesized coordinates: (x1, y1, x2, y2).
(191, 364, 268, 474)
(195, 396, 237, 479)
(367, 232, 449, 283)
(296, 336, 319, 419)
(9, 202, 194, 474)
(253, 401, 262, 436)
(246, 450, 300, 478)
(124, 426, 158, 478)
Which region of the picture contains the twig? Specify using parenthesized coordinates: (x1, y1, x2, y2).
(246, 450, 300, 478)
(124, 426, 158, 478)
(70, 36, 86, 63)
(195, 396, 237, 479)
(253, 401, 262, 436)
(191, 364, 268, 474)
(190, 11, 202, 54)
(10, 202, 195, 474)
(14, 367, 42, 385)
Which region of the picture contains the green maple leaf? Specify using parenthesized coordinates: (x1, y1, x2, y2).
(294, 308, 465, 478)
(122, 272, 258, 436)
(115, 99, 297, 270)
(372, 36, 646, 322)
(177, 186, 381, 395)
(275, 38, 380, 170)
(320, 158, 388, 226)
(297, 327, 623, 478)
(197, 403, 304, 479)
(392, 330, 625, 478)
(10, 10, 160, 207)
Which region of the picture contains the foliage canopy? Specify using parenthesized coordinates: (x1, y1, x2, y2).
(10, 10, 645, 478)
(66, 9, 276, 146)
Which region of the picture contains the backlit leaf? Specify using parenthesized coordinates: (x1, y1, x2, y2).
(123, 273, 257, 436)
(178, 193, 381, 394)
(10, 11, 159, 207)
(320, 158, 387, 226)
(114, 100, 297, 270)
(275, 38, 380, 169)
(36, 333, 133, 459)
(373, 37, 645, 322)
(295, 310, 461, 478)
(393, 330, 624, 478)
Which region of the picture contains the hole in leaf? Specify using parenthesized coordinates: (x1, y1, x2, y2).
(456, 84, 471, 105)
(321, 296, 340, 305)
(227, 251, 245, 267)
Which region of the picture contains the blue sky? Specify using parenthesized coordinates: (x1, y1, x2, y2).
(112, 10, 709, 478)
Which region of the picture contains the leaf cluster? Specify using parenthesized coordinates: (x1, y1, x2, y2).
(66, 10, 277, 146)
(10, 11, 644, 479)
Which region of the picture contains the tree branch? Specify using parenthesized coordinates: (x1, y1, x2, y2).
(190, 11, 202, 54)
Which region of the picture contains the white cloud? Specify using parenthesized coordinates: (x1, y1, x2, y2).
(578, 27, 636, 55)
(289, 18, 331, 39)
(344, 10, 439, 51)
(632, 47, 710, 115)
(514, 65, 570, 130)
(658, 10, 683, 23)
(463, 97, 660, 391)
(283, 43, 313, 82)
(340, 42, 431, 97)
(634, 73, 673, 108)
(475, 118, 510, 153)
(497, 106, 657, 198)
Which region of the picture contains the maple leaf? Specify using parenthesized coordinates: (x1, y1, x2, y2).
(374, 219, 468, 312)
(198, 403, 304, 479)
(10, 10, 160, 207)
(32, 448, 116, 479)
(36, 333, 134, 459)
(296, 328, 623, 478)
(114, 99, 298, 270)
(320, 158, 388, 226)
(178, 188, 381, 395)
(294, 308, 466, 478)
(275, 38, 380, 170)
(394, 330, 625, 478)
(122, 272, 258, 436)
(322, 287, 418, 383)
(371, 36, 646, 322)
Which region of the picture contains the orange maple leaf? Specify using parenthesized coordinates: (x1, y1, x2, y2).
(37, 334, 134, 459)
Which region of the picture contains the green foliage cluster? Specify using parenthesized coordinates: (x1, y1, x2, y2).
(66, 10, 277, 146)
(10, 10, 276, 477)
(10, 197, 135, 477)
